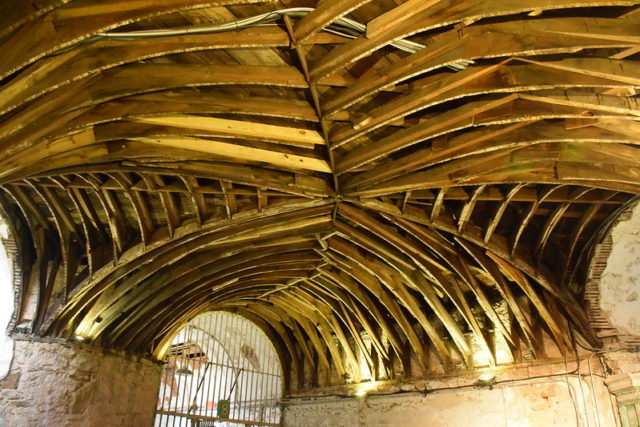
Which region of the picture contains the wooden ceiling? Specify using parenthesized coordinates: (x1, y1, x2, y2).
(1, 0, 639, 389)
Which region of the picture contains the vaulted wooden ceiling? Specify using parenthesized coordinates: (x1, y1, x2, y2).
(1, 0, 639, 390)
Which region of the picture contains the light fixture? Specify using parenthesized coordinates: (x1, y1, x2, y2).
(72, 334, 86, 342)
(353, 380, 380, 398)
(475, 373, 497, 389)
(478, 373, 496, 382)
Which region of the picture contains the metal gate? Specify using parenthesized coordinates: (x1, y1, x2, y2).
(154, 312, 283, 426)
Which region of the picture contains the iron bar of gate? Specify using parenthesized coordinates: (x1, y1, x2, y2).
(212, 313, 222, 420)
(199, 314, 212, 417)
(154, 312, 283, 426)
(181, 360, 281, 377)
(188, 356, 211, 413)
(181, 325, 194, 426)
(155, 410, 281, 426)
(232, 313, 240, 420)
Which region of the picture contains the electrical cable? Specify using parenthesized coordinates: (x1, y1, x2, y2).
(567, 321, 630, 427)
(563, 351, 582, 427)
(281, 367, 588, 403)
(587, 352, 603, 427)
(567, 321, 614, 377)
(94, 7, 472, 71)
(569, 328, 592, 427)
(569, 325, 605, 354)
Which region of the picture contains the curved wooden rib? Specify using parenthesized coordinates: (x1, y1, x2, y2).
(0, 0, 268, 79)
(310, 0, 640, 81)
(322, 16, 640, 116)
(0, 0, 637, 392)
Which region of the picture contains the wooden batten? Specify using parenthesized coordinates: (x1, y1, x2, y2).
(0, 0, 634, 389)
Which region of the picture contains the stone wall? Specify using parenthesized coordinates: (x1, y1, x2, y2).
(0, 339, 162, 427)
(599, 202, 640, 338)
(282, 355, 639, 427)
(586, 201, 640, 349)
(284, 382, 608, 427)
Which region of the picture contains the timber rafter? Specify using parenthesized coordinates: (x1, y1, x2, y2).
(1, 0, 639, 392)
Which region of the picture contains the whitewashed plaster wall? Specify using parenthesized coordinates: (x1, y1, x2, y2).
(0, 339, 162, 427)
(283, 376, 617, 427)
(600, 202, 640, 337)
(282, 356, 629, 427)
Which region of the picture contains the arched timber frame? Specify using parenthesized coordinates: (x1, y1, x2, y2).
(1, 0, 640, 392)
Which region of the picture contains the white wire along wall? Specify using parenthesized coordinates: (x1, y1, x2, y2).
(155, 312, 283, 427)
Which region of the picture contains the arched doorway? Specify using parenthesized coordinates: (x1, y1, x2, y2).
(155, 312, 283, 426)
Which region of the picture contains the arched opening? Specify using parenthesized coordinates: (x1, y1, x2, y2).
(2, 2, 640, 426)
(155, 311, 283, 427)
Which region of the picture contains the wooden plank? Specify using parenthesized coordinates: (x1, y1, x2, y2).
(144, 174, 180, 238)
(512, 186, 563, 257)
(311, 0, 640, 81)
(335, 94, 519, 171)
(291, 287, 362, 380)
(220, 180, 236, 219)
(412, 272, 473, 365)
(335, 216, 475, 364)
(0, 26, 293, 117)
(271, 293, 338, 376)
(48, 203, 332, 334)
(560, 202, 604, 286)
(82, 173, 126, 260)
(132, 136, 332, 173)
(66, 186, 105, 276)
(109, 172, 154, 246)
(282, 14, 337, 191)
(488, 253, 568, 353)
(381, 208, 514, 353)
(323, 16, 640, 116)
(132, 115, 324, 148)
(180, 176, 206, 226)
(15, 161, 331, 198)
(343, 141, 640, 200)
(457, 185, 486, 233)
(0, 0, 268, 79)
(28, 182, 77, 325)
(349, 197, 562, 299)
(366, 0, 443, 39)
(533, 187, 592, 265)
(294, 0, 373, 43)
(94, 250, 321, 339)
(456, 239, 539, 356)
(79, 242, 326, 339)
(330, 58, 639, 148)
(85, 64, 309, 106)
(316, 258, 405, 367)
(337, 93, 639, 177)
(484, 184, 526, 244)
(312, 274, 389, 361)
(327, 237, 438, 370)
